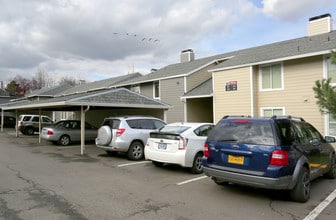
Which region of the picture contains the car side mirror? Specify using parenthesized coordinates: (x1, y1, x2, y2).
(325, 136, 336, 143)
(309, 138, 320, 146)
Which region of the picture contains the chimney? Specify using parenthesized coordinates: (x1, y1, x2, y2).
(180, 49, 195, 63)
(308, 14, 333, 36)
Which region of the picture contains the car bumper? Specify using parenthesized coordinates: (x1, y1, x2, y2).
(96, 142, 130, 152)
(145, 148, 188, 167)
(203, 166, 293, 190)
(40, 134, 59, 142)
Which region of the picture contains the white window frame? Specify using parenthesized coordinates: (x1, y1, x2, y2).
(324, 55, 336, 136)
(326, 56, 336, 86)
(259, 63, 284, 91)
(260, 107, 285, 117)
(153, 81, 160, 99)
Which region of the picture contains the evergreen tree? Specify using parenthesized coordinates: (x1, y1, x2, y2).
(313, 51, 336, 117)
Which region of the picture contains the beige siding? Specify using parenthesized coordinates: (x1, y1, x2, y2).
(160, 77, 185, 123)
(308, 17, 331, 36)
(257, 56, 325, 132)
(85, 109, 165, 127)
(213, 66, 251, 122)
(139, 82, 153, 98)
(187, 98, 213, 122)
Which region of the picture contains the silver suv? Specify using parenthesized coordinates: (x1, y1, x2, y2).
(18, 114, 54, 135)
(96, 116, 166, 160)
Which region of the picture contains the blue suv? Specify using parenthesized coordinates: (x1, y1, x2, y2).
(202, 116, 336, 202)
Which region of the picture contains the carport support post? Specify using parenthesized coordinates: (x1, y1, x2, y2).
(81, 106, 85, 155)
(38, 109, 41, 144)
(1, 109, 3, 132)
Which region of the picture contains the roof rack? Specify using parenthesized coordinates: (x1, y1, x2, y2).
(222, 115, 251, 119)
(271, 115, 305, 122)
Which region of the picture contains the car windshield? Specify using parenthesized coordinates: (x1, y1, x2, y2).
(207, 119, 276, 145)
(159, 125, 190, 134)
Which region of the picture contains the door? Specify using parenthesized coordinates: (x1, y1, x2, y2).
(293, 122, 322, 178)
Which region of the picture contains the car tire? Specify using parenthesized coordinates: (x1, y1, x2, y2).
(325, 155, 336, 179)
(127, 141, 144, 161)
(212, 177, 229, 186)
(96, 126, 112, 146)
(152, 161, 164, 167)
(191, 153, 203, 174)
(25, 127, 34, 135)
(58, 135, 71, 146)
(290, 167, 310, 202)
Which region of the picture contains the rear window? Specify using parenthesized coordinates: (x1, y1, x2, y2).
(126, 119, 161, 129)
(22, 116, 32, 121)
(102, 119, 120, 129)
(207, 119, 276, 145)
(159, 125, 190, 134)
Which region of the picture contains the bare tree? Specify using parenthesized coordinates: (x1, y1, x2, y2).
(59, 76, 77, 86)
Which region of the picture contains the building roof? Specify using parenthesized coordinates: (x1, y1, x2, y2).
(182, 78, 213, 99)
(115, 54, 232, 86)
(59, 72, 142, 96)
(25, 83, 74, 98)
(210, 30, 336, 72)
(0, 89, 10, 97)
(1, 88, 171, 111)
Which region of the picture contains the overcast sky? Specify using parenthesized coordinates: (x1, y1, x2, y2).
(0, 0, 335, 86)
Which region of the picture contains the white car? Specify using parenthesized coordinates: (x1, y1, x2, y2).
(145, 122, 213, 174)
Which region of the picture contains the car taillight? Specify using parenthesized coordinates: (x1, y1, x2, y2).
(204, 143, 210, 157)
(19, 121, 23, 126)
(178, 136, 187, 150)
(270, 150, 288, 166)
(47, 130, 54, 135)
(116, 128, 125, 137)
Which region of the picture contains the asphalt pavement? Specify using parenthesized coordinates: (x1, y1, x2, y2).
(0, 129, 335, 220)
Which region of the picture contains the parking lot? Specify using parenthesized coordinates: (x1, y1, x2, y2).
(0, 129, 335, 220)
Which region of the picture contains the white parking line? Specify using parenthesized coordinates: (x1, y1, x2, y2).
(117, 161, 151, 167)
(176, 175, 208, 186)
(303, 188, 336, 220)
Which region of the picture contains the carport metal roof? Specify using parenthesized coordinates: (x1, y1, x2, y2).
(0, 88, 171, 111)
(0, 88, 171, 155)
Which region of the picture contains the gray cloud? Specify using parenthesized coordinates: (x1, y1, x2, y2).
(0, 0, 333, 86)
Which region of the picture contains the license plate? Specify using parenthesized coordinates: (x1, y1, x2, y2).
(158, 143, 167, 150)
(228, 155, 244, 165)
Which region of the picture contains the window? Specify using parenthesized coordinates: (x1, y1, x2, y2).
(153, 81, 160, 99)
(326, 56, 336, 135)
(261, 107, 284, 117)
(327, 57, 336, 84)
(260, 63, 283, 90)
(329, 114, 336, 136)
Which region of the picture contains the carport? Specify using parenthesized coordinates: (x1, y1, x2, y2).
(0, 88, 171, 155)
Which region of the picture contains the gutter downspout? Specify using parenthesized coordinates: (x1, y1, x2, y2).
(80, 105, 90, 155)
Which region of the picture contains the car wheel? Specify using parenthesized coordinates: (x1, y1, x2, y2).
(25, 127, 34, 135)
(325, 155, 336, 179)
(191, 153, 203, 174)
(290, 167, 310, 202)
(58, 135, 71, 146)
(152, 161, 164, 167)
(127, 141, 144, 161)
